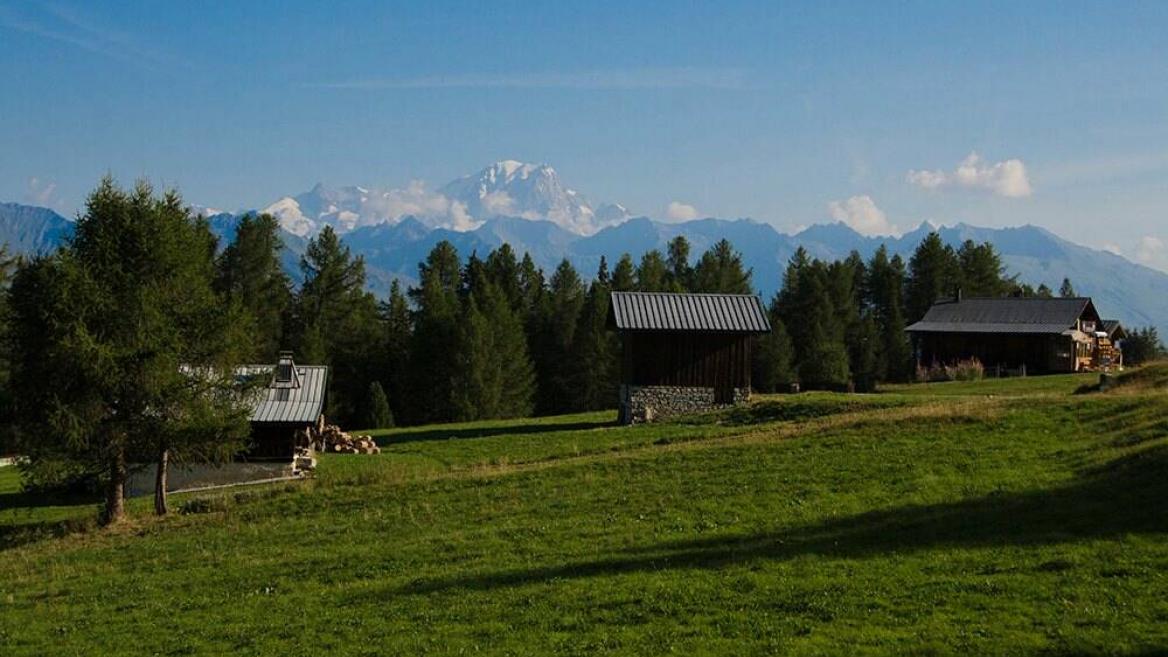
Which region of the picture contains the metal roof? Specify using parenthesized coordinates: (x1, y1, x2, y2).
(237, 364, 328, 424)
(906, 297, 1099, 335)
(1102, 319, 1126, 339)
(608, 291, 771, 333)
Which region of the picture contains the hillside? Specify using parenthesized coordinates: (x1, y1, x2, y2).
(3, 372, 1167, 655)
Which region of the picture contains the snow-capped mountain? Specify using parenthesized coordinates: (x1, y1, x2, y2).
(439, 160, 600, 235)
(262, 161, 613, 237)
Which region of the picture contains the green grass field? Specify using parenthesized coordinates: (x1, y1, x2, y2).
(3, 369, 1167, 656)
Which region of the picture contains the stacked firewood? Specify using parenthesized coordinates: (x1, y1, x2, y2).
(320, 424, 381, 455)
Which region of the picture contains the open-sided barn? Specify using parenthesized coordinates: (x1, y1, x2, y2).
(608, 291, 771, 423)
(906, 295, 1123, 374)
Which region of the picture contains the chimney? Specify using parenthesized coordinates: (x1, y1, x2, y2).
(276, 351, 295, 384)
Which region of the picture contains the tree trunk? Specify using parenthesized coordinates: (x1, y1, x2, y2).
(154, 444, 169, 516)
(103, 447, 126, 526)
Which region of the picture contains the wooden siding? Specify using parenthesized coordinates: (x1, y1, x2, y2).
(621, 331, 753, 394)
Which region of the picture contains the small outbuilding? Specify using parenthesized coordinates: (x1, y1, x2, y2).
(906, 295, 1119, 374)
(608, 291, 771, 423)
(238, 352, 328, 459)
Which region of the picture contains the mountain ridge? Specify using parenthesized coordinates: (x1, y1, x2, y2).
(1, 201, 1165, 333)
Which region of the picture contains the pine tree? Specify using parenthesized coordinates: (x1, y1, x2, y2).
(906, 232, 960, 322)
(532, 259, 586, 413)
(214, 213, 292, 360)
(409, 241, 462, 424)
(692, 239, 753, 293)
(666, 236, 692, 292)
(611, 254, 636, 292)
(379, 280, 411, 423)
(1059, 277, 1077, 298)
(752, 303, 794, 392)
(1036, 283, 1054, 298)
(294, 225, 382, 425)
(360, 381, 393, 429)
(957, 240, 1010, 297)
(635, 250, 669, 292)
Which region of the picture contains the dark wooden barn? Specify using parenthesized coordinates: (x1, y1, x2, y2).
(906, 295, 1120, 374)
(608, 291, 771, 423)
(238, 352, 328, 459)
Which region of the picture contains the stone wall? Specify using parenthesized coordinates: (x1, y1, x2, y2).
(619, 384, 749, 424)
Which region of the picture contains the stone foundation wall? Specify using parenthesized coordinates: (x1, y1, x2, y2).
(619, 385, 749, 424)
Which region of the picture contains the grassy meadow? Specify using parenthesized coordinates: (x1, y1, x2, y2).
(2, 369, 1168, 655)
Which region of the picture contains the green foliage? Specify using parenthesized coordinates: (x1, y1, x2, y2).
(360, 381, 393, 429)
(752, 310, 794, 392)
(1059, 277, 1077, 298)
(7, 177, 251, 521)
(1123, 327, 1166, 365)
(214, 213, 292, 360)
(692, 238, 753, 294)
(634, 250, 669, 292)
(610, 253, 636, 292)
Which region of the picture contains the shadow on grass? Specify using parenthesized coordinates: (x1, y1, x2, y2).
(375, 419, 616, 445)
(704, 397, 908, 427)
(0, 514, 97, 550)
(387, 443, 1168, 596)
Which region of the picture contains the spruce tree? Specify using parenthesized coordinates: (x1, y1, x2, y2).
(379, 280, 411, 423)
(360, 381, 394, 429)
(611, 254, 636, 292)
(906, 232, 960, 322)
(409, 241, 462, 424)
(752, 304, 794, 392)
(294, 225, 382, 425)
(692, 239, 753, 293)
(1059, 277, 1077, 298)
(957, 240, 1010, 297)
(571, 272, 618, 411)
(532, 259, 586, 413)
(635, 250, 669, 292)
(214, 213, 292, 360)
(666, 236, 692, 292)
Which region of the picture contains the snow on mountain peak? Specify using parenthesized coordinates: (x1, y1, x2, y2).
(260, 161, 619, 237)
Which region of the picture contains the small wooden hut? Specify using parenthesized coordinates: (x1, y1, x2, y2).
(608, 291, 771, 423)
(238, 352, 328, 459)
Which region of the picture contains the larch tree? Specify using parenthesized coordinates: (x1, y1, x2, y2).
(8, 179, 251, 522)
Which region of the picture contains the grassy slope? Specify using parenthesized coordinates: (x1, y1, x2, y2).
(3, 371, 1168, 656)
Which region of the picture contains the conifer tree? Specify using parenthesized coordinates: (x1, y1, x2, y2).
(214, 213, 292, 360)
(360, 381, 394, 429)
(532, 259, 586, 413)
(409, 241, 462, 424)
(866, 247, 913, 382)
(453, 279, 536, 420)
(1059, 277, 1077, 298)
(379, 280, 411, 422)
(666, 236, 692, 292)
(8, 179, 251, 522)
(957, 240, 1010, 297)
(692, 239, 753, 293)
(752, 304, 794, 392)
(570, 266, 618, 411)
(294, 225, 382, 424)
(635, 250, 670, 292)
(906, 232, 960, 322)
(611, 253, 636, 292)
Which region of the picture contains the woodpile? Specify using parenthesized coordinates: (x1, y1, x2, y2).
(320, 424, 381, 455)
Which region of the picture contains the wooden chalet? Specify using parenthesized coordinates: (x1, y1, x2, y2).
(238, 352, 328, 459)
(906, 295, 1123, 374)
(608, 291, 771, 423)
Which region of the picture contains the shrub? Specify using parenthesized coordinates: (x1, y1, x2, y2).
(916, 358, 985, 383)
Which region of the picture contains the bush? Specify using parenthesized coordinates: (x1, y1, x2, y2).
(916, 358, 985, 383)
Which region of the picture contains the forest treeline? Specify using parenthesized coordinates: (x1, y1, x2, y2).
(1, 180, 1165, 523)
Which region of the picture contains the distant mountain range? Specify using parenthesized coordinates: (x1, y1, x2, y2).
(3, 160, 1167, 334)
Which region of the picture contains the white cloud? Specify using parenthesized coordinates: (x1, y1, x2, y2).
(363, 180, 481, 231)
(1134, 236, 1167, 270)
(309, 67, 752, 91)
(827, 195, 898, 236)
(665, 201, 700, 222)
(907, 152, 1032, 198)
(1102, 243, 1123, 256)
(24, 177, 59, 207)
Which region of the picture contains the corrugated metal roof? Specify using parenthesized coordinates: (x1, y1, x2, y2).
(609, 291, 771, 333)
(906, 297, 1098, 335)
(238, 364, 328, 424)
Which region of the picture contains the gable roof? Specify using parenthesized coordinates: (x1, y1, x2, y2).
(906, 297, 1100, 335)
(1102, 319, 1127, 339)
(608, 291, 771, 333)
(238, 364, 328, 424)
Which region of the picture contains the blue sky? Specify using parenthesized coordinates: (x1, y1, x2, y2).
(2, 1, 1167, 268)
